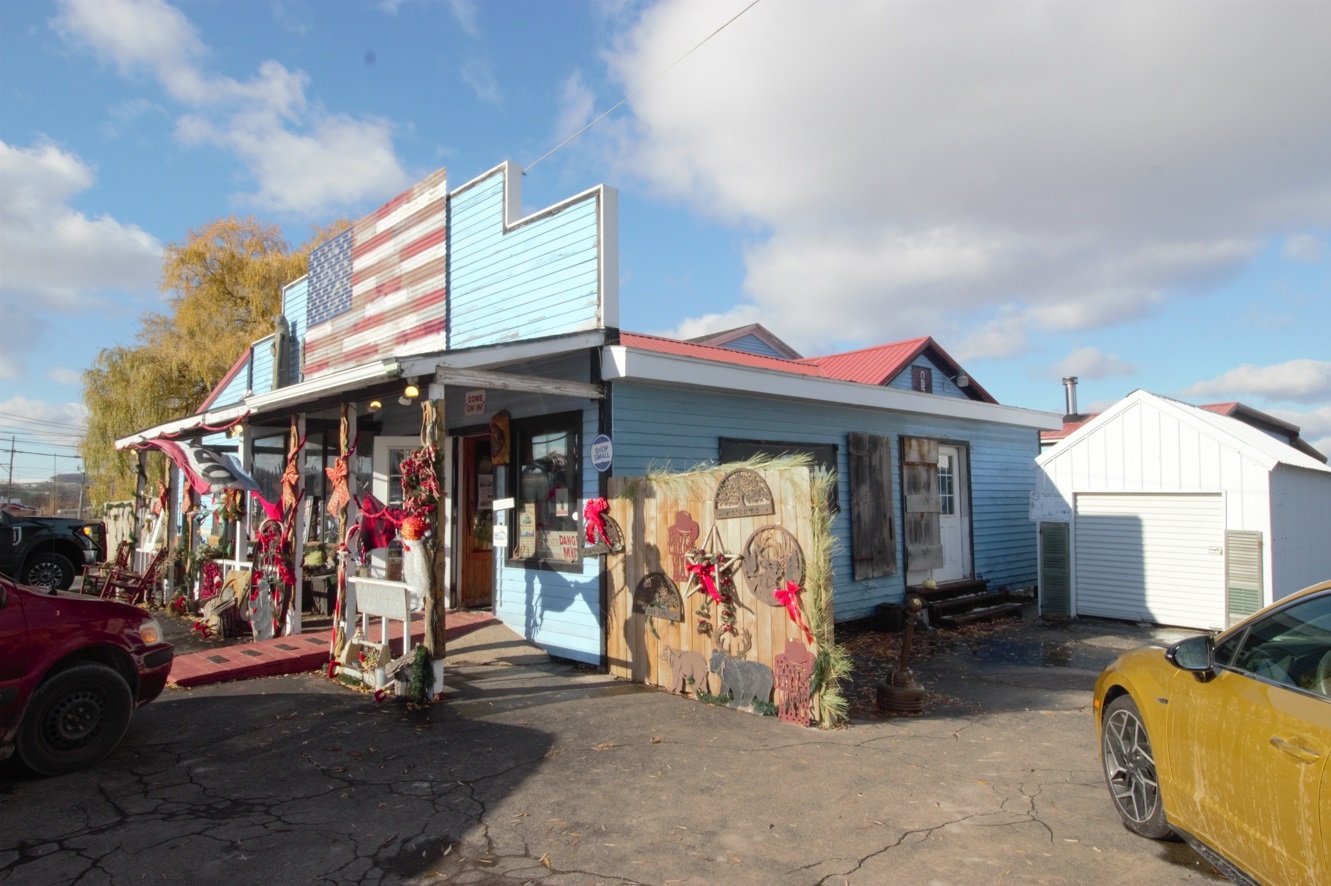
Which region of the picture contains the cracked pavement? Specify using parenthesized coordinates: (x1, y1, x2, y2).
(1, 615, 1225, 884)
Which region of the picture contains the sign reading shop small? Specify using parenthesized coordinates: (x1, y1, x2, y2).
(591, 434, 613, 472)
(464, 390, 486, 417)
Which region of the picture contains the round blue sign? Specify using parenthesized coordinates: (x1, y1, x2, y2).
(591, 434, 614, 472)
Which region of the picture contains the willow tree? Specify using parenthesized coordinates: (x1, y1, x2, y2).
(81, 216, 348, 505)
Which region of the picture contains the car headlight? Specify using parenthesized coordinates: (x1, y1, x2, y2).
(138, 619, 163, 645)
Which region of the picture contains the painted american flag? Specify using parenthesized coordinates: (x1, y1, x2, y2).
(303, 168, 449, 378)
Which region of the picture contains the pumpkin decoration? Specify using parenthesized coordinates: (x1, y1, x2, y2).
(400, 514, 427, 541)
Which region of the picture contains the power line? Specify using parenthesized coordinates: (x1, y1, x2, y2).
(0, 411, 88, 431)
(524, 0, 763, 174)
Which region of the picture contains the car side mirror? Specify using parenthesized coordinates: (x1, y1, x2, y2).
(1165, 635, 1214, 673)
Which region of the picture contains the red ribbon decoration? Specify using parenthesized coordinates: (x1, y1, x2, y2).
(686, 561, 722, 604)
(774, 581, 814, 644)
(326, 455, 351, 518)
(583, 497, 610, 545)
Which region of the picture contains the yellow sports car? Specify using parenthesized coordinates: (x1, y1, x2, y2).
(1094, 579, 1331, 885)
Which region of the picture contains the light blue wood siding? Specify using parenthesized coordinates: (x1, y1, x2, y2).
(610, 382, 1039, 621)
(722, 333, 785, 359)
(885, 355, 970, 400)
(448, 171, 603, 348)
(249, 335, 275, 397)
(283, 277, 308, 385)
(209, 356, 252, 409)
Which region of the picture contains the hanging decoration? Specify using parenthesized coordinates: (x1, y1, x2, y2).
(326, 449, 351, 518)
(774, 638, 814, 726)
(666, 510, 700, 582)
(399, 445, 441, 517)
(774, 581, 815, 645)
(683, 525, 742, 637)
(743, 525, 806, 606)
(582, 497, 624, 555)
(489, 410, 511, 466)
(633, 572, 684, 622)
(714, 468, 775, 519)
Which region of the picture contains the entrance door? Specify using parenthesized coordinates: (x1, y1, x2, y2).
(458, 435, 495, 609)
(934, 445, 971, 582)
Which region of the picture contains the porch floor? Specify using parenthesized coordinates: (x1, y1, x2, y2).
(167, 610, 497, 688)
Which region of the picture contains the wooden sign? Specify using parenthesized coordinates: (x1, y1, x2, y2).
(714, 468, 775, 519)
(742, 525, 806, 606)
(633, 572, 684, 622)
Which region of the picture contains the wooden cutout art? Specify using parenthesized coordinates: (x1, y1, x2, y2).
(666, 510, 700, 582)
(742, 524, 806, 606)
(774, 638, 814, 726)
(708, 630, 773, 710)
(661, 646, 709, 694)
(633, 572, 684, 622)
(714, 468, 775, 519)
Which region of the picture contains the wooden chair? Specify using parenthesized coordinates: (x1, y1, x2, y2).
(81, 539, 133, 596)
(100, 547, 170, 608)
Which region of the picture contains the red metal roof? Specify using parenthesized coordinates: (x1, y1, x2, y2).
(615, 332, 825, 376)
(1040, 414, 1100, 442)
(615, 331, 997, 402)
(798, 337, 930, 385)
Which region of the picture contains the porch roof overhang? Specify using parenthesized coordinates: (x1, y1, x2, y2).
(114, 359, 401, 449)
(115, 331, 614, 448)
(602, 345, 1063, 431)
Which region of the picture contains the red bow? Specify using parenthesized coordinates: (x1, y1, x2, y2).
(686, 561, 722, 603)
(774, 581, 814, 644)
(584, 497, 610, 545)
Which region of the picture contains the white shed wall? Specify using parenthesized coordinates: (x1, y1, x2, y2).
(1037, 398, 1284, 623)
(1269, 465, 1331, 599)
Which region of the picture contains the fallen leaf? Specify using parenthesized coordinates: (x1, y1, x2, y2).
(540, 853, 552, 869)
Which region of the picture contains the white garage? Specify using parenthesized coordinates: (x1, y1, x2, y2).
(1034, 391, 1331, 630)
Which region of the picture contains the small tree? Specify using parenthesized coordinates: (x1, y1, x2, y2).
(81, 217, 349, 505)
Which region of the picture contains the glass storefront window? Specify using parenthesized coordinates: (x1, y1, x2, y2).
(508, 412, 581, 571)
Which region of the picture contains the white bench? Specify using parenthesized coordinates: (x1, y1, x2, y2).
(347, 577, 418, 689)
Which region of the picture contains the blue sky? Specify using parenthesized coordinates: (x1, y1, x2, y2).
(1, 0, 1328, 491)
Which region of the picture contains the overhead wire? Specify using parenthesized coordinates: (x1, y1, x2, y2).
(524, 0, 763, 174)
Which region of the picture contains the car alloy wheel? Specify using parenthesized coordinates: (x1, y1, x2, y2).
(1101, 695, 1173, 839)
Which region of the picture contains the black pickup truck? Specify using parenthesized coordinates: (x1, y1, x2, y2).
(0, 510, 107, 590)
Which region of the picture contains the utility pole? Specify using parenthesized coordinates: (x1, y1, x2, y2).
(78, 467, 86, 520)
(5, 436, 14, 510)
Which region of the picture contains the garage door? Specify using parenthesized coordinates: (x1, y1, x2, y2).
(1074, 493, 1225, 630)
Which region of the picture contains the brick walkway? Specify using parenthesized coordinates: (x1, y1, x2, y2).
(168, 610, 498, 688)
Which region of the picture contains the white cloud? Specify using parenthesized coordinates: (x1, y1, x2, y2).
(1051, 347, 1136, 380)
(1269, 404, 1331, 459)
(461, 58, 502, 106)
(605, 2, 1331, 352)
(0, 140, 162, 308)
(447, 0, 480, 38)
(1283, 234, 1327, 263)
(554, 71, 597, 146)
(1183, 360, 1331, 405)
(48, 367, 85, 386)
(56, 0, 410, 217)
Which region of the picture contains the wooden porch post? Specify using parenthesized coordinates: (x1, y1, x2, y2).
(423, 390, 448, 696)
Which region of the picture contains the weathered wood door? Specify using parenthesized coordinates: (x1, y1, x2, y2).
(458, 435, 495, 609)
(902, 437, 945, 580)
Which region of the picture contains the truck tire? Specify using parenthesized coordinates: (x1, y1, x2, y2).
(23, 551, 76, 591)
(16, 663, 134, 776)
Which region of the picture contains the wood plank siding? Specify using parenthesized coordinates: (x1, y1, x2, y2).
(447, 171, 604, 349)
(610, 382, 1040, 620)
(885, 355, 971, 399)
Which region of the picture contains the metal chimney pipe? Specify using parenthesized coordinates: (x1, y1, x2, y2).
(1062, 377, 1079, 417)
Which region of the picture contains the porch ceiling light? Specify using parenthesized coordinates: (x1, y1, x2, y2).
(399, 381, 420, 407)
(368, 399, 382, 411)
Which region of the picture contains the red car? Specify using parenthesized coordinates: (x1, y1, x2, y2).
(0, 572, 173, 776)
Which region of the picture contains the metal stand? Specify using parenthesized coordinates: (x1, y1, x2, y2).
(877, 593, 926, 713)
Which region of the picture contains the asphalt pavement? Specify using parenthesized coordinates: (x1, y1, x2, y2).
(0, 609, 1224, 885)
